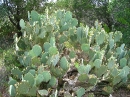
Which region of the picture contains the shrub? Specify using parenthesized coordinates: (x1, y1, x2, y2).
(9, 9, 130, 96)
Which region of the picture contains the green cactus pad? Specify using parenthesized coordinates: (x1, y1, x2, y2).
(78, 65, 91, 74)
(9, 85, 16, 97)
(113, 75, 122, 85)
(28, 69, 36, 76)
(32, 44, 42, 57)
(41, 52, 49, 64)
(31, 10, 39, 21)
(81, 44, 90, 52)
(120, 58, 127, 68)
(114, 31, 122, 42)
(51, 54, 60, 66)
(102, 86, 113, 94)
(24, 55, 31, 66)
(78, 74, 89, 82)
(111, 67, 119, 77)
(109, 39, 114, 49)
(43, 42, 51, 52)
(93, 59, 102, 68)
(56, 10, 64, 19)
(50, 37, 55, 47)
(60, 56, 69, 71)
(35, 74, 44, 85)
(107, 56, 116, 69)
(95, 32, 105, 45)
(59, 35, 68, 44)
(23, 72, 34, 86)
(88, 75, 98, 85)
(17, 81, 30, 94)
(11, 67, 23, 79)
(119, 66, 130, 78)
(70, 18, 78, 27)
(38, 65, 44, 74)
(38, 27, 46, 38)
(8, 77, 17, 85)
(20, 19, 25, 29)
(95, 65, 107, 77)
(46, 25, 53, 32)
(76, 87, 85, 97)
(116, 47, 122, 55)
(65, 11, 72, 22)
(48, 76, 58, 87)
(76, 27, 83, 43)
(38, 89, 48, 96)
(49, 47, 58, 55)
(69, 51, 76, 58)
(27, 86, 37, 96)
(41, 71, 51, 82)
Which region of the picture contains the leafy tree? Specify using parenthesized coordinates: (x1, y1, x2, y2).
(0, 0, 46, 36)
(108, 0, 130, 46)
(50, 0, 112, 29)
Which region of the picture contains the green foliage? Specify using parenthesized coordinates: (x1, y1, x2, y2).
(8, 9, 130, 96)
(108, 0, 130, 46)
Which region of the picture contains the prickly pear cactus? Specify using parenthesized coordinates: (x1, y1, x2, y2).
(9, 9, 130, 97)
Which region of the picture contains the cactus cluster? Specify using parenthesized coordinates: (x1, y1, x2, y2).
(9, 9, 130, 96)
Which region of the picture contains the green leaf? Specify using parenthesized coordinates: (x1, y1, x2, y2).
(76, 87, 85, 97)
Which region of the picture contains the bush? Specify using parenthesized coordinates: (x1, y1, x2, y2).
(8, 9, 130, 96)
